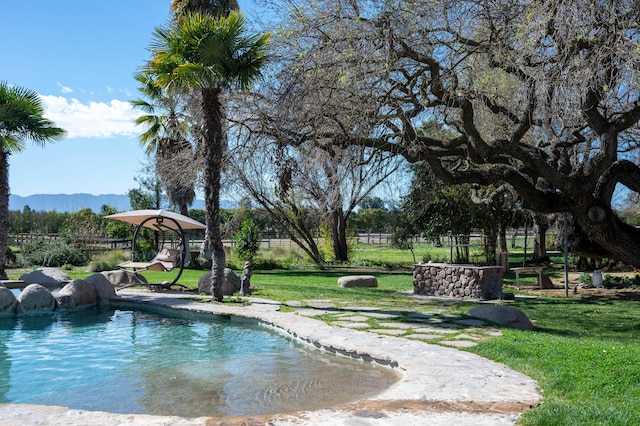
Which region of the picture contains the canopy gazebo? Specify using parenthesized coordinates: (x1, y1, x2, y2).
(106, 209, 206, 289)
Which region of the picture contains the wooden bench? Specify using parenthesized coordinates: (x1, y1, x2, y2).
(511, 267, 544, 288)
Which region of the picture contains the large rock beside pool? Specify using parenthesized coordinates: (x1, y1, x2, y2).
(338, 275, 378, 288)
(17, 283, 57, 314)
(100, 270, 148, 286)
(84, 273, 117, 303)
(56, 279, 98, 310)
(19, 267, 71, 290)
(467, 305, 534, 330)
(0, 286, 18, 315)
(198, 268, 241, 295)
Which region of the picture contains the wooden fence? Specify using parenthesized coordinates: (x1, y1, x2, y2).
(11, 229, 552, 253)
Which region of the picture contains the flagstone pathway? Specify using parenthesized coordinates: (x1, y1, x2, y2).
(287, 298, 503, 349)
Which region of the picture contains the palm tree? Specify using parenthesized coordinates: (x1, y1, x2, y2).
(131, 72, 196, 216)
(0, 82, 65, 278)
(145, 12, 269, 301)
(133, 1, 240, 217)
(171, 0, 239, 17)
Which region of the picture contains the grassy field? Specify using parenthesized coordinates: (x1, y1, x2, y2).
(7, 242, 640, 425)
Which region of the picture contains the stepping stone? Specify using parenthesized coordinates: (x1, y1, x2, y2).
(455, 319, 487, 326)
(360, 311, 402, 319)
(442, 314, 463, 319)
(456, 333, 486, 341)
(332, 321, 370, 329)
(406, 312, 434, 319)
(378, 322, 420, 329)
(438, 323, 462, 329)
(409, 333, 445, 340)
(295, 309, 333, 317)
(338, 315, 370, 322)
(414, 326, 459, 334)
(341, 306, 379, 311)
(305, 301, 335, 309)
(440, 340, 478, 348)
(369, 328, 407, 335)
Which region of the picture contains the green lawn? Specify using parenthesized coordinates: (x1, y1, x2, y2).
(470, 295, 640, 426)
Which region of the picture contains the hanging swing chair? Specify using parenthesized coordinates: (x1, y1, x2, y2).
(106, 209, 206, 290)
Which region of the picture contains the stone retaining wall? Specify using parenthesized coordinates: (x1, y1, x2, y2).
(413, 263, 504, 300)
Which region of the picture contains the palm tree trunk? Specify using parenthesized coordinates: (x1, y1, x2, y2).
(0, 151, 10, 280)
(202, 86, 225, 302)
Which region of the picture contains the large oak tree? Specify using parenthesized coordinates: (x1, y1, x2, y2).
(263, 0, 640, 267)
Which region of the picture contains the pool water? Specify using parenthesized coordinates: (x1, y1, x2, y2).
(0, 306, 398, 417)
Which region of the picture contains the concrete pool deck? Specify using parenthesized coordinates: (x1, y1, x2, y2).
(0, 290, 541, 425)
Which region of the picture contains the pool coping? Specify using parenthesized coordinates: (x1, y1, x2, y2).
(0, 290, 542, 425)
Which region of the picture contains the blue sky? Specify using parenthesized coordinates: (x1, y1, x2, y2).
(2, 0, 256, 197)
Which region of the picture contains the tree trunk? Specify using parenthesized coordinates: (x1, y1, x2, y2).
(331, 209, 349, 262)
(531, 212, 549, 263)
(568, 201, 640, 269)
(202, 86, 225, 302)
(499, 222, 508, 253)
(485, 208, 499, 265)
(0, 151, 9, 280)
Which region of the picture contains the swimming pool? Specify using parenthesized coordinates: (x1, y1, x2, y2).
(0, 306, 398, 418)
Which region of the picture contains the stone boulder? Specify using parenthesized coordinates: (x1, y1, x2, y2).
(55, 293, 76, 310)
(100, 270, 148, 287)
(467, 305, 534, 330)
(19, 268, 71, 290)
(198, 268, 241, 295)
(84, 273, 117, 303)
(56, 279, 98, 309)
(338, 275, 378, 288)
(0, 286, 18, 315)
(17, 283, 57, 314)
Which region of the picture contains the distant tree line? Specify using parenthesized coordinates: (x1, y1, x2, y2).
(8, 200, 403, 243)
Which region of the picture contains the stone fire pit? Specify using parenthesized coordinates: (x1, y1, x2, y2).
(413, 262, 504, 300)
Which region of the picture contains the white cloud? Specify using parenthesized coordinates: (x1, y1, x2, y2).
(41, 95, 142, 139)
(56, 82, 73, 94)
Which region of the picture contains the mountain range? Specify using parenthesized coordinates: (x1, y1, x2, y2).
(9, 193, 209, 213)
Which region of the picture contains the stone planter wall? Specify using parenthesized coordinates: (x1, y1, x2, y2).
(413, 263, 504, 300)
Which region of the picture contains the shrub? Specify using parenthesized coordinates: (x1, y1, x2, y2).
(422, 253, 448, 263)
(88, 250, 129, 272)
(578, 273, 593, 287)
(5, 246, 17, 266)
(602, 273, 640, 289)
(20, 239, 88, 267)
(232, 218, 261, 262)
